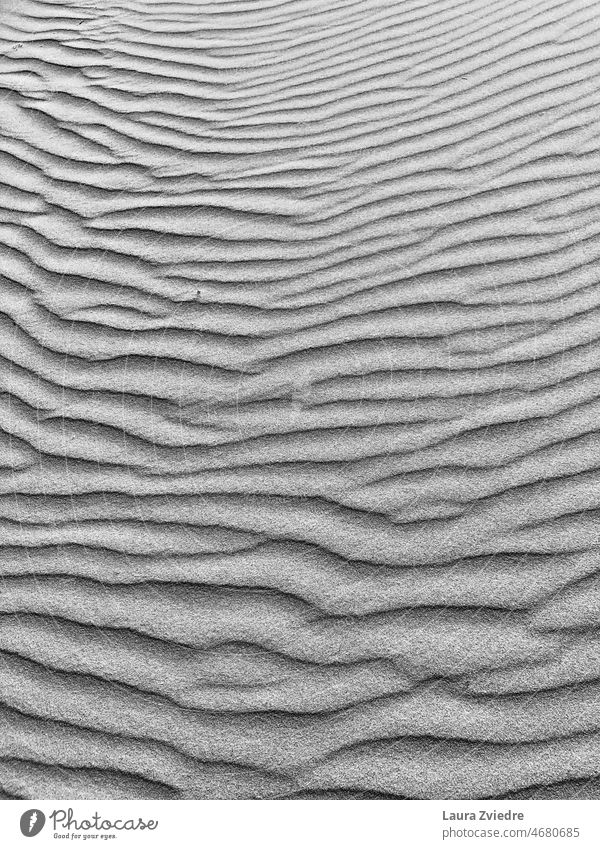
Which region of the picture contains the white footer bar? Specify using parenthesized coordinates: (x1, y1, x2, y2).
(1, 799, 598, 849)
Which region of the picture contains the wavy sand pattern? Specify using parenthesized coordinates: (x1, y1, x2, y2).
(0, 0, 599, 799)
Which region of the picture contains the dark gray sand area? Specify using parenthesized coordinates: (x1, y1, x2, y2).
(0, 0, 599, 798)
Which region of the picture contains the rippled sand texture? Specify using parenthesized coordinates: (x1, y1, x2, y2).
(1, 0, 600, 800)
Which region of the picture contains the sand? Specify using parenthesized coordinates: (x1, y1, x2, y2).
(0, 0, 599, 799)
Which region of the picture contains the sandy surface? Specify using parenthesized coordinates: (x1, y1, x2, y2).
(0, 0, 599, 798)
